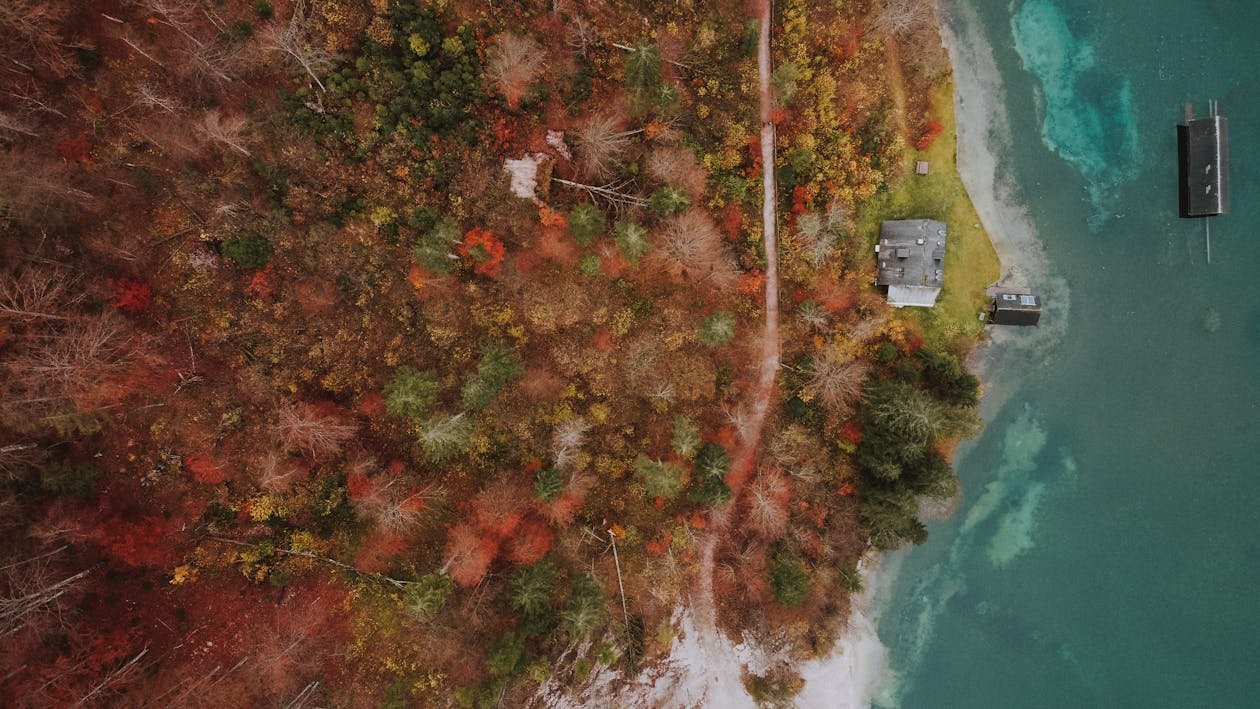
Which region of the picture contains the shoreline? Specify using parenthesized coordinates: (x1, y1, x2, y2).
(935, 0, 1068, 410)
(859, 1, 1075, 704)
(793, 0, 1064, 704)
(578, 3, 1070, 706)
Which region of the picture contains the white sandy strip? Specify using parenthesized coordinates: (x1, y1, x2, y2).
(795, 554, 896, 708)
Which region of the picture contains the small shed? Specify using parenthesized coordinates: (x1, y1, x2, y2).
(989, 288, 1041, 326)
(915, 160, 930, 176)
(875, 220, 946, 308)
(1178, 106, 1229, 218)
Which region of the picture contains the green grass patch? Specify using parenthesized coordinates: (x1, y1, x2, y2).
(858, 82, 1000, 347)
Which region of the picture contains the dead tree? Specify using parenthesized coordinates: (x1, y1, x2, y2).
(574, 113, 641, 179)
(261, 0, 331, 91)
(271, 402, 357, 461)
(869, 0, 936, 38)
(200, 109, 251, 156)
(0, 552, 96, 637)
(486, 33, 546, 109)
(0, 265, 77, 322)
(0, 1, 75, 82)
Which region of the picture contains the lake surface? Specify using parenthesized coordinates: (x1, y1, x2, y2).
(876, 0, 1260, 706)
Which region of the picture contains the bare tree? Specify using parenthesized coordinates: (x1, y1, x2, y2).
(0, 149, 94, 228)
(804, 351, 870, 416)
(565, 14, 600, 55)
(260, 0, 331, 91)
(4, 311, 133, 412)
(745, 469, 790, 541)
(646, 145, 706, 198)
(574, 113, 641, 179)
(271, 402, 357, 460)
(200, 109, 251, 156)
(1, 549, 94, 637)
(869, 0, 936, 38)
(0, 1, 75, 82)
(0, 265, 77, 322)
(648, 210, 739, 288)
(486, 33, 546, 109)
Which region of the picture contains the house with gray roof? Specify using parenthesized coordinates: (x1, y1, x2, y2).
(875, 219, 946, 308)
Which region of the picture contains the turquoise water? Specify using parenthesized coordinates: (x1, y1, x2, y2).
(877, 0, 1260, 706)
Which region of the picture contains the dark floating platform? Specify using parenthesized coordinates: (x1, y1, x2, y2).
(1178, 101, 1229, 218)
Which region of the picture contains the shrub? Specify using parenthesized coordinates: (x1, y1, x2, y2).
(768, 546, 809, 607)
(649, 185, 690, 216)
(568, 203, 605, 245)
(613, 220, 649, 263)
(385, 367, 441, 421)
(254, 0, 274, 19)
(698, 311, 736, 346)
(221, 235, 272, 269)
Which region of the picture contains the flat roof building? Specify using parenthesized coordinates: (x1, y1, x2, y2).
(1178, 108, 1229, 218)
(989, 287, 1041, 326)
(875, 219, 946, 308)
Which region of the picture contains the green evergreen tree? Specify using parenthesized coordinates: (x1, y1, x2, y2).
(767, 546, 809, 607)
(698, 311, 736, 346)
(613, 220, 649, 263)
(561, 574, 607, 641)
(649, 185, 690, 216)
(385, 366, 441, 421)
(568, 203, 606, 245)
(671, 415, 701, 459)
(417, 413, 474, 462)
(633, 455, 685, 500)
(461, 341, 523, 411)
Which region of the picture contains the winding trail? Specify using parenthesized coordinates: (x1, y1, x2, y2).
(692, 0, 780, 639)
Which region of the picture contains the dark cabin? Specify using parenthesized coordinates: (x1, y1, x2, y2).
(989, 288, 1041, 326)
(1178, 108, 1229, 218)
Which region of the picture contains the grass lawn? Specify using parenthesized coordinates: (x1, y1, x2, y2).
(858, 82, 1001, 348)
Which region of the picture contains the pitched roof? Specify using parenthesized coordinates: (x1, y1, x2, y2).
(876, 220, 946, 292)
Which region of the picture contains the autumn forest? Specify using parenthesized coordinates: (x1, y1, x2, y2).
(0, 0, 987, 706)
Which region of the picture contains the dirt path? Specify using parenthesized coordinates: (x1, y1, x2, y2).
(691, 0, 781, 636)
(883, 38, 912, 145)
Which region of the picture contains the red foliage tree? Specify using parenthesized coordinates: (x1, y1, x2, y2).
(98, 516, 171, 567)
(458, 228, 506, 276)
(54, 132, 91, 163)
(112, 278, 152, 313)
(839, 420, 863, 445)
(443, 522, 497, 587)
(505, 517, 554, 564)
(184, 455, 228, 484)
(353, 529, 407, 573)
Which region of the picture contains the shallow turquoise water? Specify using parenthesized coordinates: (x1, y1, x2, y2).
(878, 0, 1260, 706)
